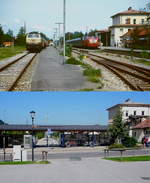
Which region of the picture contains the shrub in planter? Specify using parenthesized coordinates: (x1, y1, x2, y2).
(108, 143, 125, 149)
(122, 136, 137, 148)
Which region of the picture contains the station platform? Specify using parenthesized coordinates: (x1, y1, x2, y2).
(102, 46, 150, 53)
(31, 46, 97, 91)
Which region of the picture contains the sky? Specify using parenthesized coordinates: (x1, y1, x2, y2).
(0, 91, 149, 125)
(0, 0, 149, 38)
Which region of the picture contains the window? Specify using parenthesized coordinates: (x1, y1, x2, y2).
(126, 111, 128, 117)
(142, 111, 145, 115)
(134, 132, 136, 137)
(145, 130, 150, 135)
(134, 111, 136, 115)
(28, 34, 40, 38)
(141, 19, 144, 24)
(133, 19, 136, 24)
(125, 18, 131, 24)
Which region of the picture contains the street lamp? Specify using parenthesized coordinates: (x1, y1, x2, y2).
(30, 111, 36, 161)
(63, 0, 66, 64)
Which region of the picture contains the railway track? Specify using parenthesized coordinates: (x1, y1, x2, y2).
(0, 53, 37, 91)
(73, 48, 150, 91)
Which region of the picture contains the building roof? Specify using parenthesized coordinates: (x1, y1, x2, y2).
(96, 30, 110, 33)
(132, 118, 150, 129)
(107, 99, 150, 110)
(121, 27, 150, 38)
(0, 124, 108, 132)
(111, 7, 150, 18)
(109, 24, 150, 28)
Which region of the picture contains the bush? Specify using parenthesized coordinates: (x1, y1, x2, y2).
(66, 46, 72, 57)
(122, 136, 137, 148)
(83, 67, 101, 77)
(140, 50, 149, 59)
(88, 76, 100, 83)
(108, 143, 125, 149)
(66, 57, 82, 65)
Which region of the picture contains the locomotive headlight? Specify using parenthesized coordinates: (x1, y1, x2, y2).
(89, 39, 97, 43)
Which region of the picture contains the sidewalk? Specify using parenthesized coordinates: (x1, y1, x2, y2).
(0, 146, 106, 154)
(0, 157, 149, 183)
(101, 46, 150, 61)
(31, 46, 98, 90)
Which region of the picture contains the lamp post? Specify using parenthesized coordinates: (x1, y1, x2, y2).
(63, 0, 66, 64)
(30, 111, 36, 161)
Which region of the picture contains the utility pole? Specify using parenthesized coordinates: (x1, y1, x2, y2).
(24, 21, 26, 34)
(55, 22, 63, 49)
(63, 0, 66, 64)
(54, 28, 58, 46)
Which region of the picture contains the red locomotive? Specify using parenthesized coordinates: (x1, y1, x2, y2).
(66, 36, 100, 49)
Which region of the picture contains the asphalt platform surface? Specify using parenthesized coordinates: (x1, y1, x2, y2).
(31, 46, 97, 91)
(0, 157, 149, 183)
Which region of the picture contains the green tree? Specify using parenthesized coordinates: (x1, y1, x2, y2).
(108, 111, 128, 144)
(15, 26, 26, 46)
(88, 29, 98, 36)
(7, 29, 13, 38)
(3, 29, 14, 42)
(65, 32, 74, 40)
(0, 119, 8, 125)
(0, 24, 4, 44)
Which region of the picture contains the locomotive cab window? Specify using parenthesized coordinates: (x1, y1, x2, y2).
(28, 34, 40, 38)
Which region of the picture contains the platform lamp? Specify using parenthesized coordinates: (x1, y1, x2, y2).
(30, 111, 36, 161)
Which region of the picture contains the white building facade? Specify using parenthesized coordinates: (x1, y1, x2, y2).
(107, 99, 150, 123)
(109, 7, 150, 46)
(107, 99, 150, 137)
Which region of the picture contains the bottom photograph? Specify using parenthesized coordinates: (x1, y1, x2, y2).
(0, 91, 150, 183)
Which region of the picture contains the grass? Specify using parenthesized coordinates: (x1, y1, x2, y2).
(0, 161, 50, 165)
(0, 46, 26, 60)
(131, 59, 150, 67)
(83, 66, 102, 83)
(79, 88, 94, 91)
(66, 56, 103, 85)
(104, 155, 150, 162)
(66, 57, 82, 65)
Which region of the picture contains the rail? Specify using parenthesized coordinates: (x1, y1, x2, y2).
(0, 53, 37, 91)
(73, 48, 150, 91)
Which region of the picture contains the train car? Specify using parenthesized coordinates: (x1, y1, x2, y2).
(66, 36, 100, 49)
(26, 32, 48, 52)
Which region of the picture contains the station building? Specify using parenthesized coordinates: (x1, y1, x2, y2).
(107, 98, 150, 123)
(109, 7, 150, 47)
(107, 98, 150, 138)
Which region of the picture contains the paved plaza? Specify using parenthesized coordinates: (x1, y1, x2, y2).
(0, 157, 149, 183)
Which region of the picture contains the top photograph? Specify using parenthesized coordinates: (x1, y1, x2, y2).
(0, 0, 150, 91)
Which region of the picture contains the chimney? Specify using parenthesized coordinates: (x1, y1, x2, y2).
(128, 7, 132, 10)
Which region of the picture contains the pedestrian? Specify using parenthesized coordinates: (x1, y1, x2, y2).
(141, 136, 145, 148)
(144, 137, 148, 147)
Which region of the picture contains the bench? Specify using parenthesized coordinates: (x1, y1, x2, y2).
(104, 148, 127, 157)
